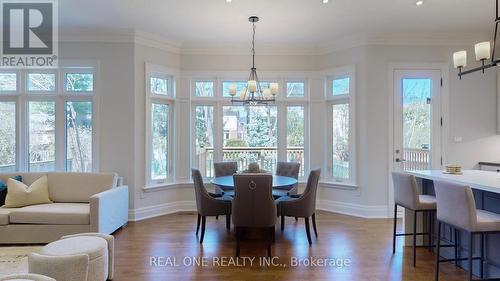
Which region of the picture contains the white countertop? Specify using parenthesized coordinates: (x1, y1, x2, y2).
(406, 170, 500, 194)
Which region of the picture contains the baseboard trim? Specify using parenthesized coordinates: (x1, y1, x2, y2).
(317, 200, 388, 219)
(128, 200, 196, 221)
(129, 200, 389, 222)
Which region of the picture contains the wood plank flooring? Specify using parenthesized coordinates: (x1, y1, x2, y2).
(113, 211, 469, 281)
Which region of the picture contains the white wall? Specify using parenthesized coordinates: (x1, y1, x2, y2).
(58, 36, 500, 220)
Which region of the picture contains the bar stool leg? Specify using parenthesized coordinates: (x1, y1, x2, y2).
(468, 233, 473, 281)
(435, 221, 442, 281)
(393, 204, 397, 254)
(413, 210, 417, 267)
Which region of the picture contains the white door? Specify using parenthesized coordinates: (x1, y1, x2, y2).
(393, 69, 442, 173)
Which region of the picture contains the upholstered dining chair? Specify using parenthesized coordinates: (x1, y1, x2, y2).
(214, 161, 238, 177)
(192, 169, 232, 244)
(275, 162, 301, 195)
(232, 173, 276, 257)
(276, 168, 321, 245)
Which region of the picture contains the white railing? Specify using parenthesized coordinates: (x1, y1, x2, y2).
(196, 147, 305, 178)
(403, 148, 430, 171)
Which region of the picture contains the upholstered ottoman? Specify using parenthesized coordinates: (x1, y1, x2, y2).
(29, 234, 114, 281)
(0, 273, 55, 281)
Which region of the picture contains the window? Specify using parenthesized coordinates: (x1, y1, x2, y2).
(195, 81, 214, 97)
(222, 106, 278, 172)
(0, 68, 96, 173)
(194, 106, 214, 177)
(287, 82, 305, 97)
(65, 73, 94, 92)
(146, 65, 174, 185)
(0, 102, 16, 172)
(327, 67, 355, 182)
(0, 73, 17, 91)
(66, 102, 93, 172)
(287, 106, 305, 176)
(27, 73, 56, 91)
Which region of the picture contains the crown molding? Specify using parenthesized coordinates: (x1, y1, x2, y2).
(58, 28, 493, 56)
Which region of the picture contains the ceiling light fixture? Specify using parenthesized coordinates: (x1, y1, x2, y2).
(226, 0, 232, 2)
(228, 16, 278, 106)
(416, 1, 423, 6)
(453, 0, 499, 79)
(323, 0, 329, 3)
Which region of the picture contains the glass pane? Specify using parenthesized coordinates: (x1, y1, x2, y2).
(0, 102, 16, 172)
(222, 81, 246, 97)
(195, 81, 214, 97)
(287, 82, 305, 97)
(151, 103, 169, 180)
(402, 78, 432, 171)
(0, 73, 16, 91)
(333, 77, 350, 96)
(27, 73, 56, 91)
(150, 77, 168, 95)
(66, 73, 94, 92)
(195, 106, 214, 177)
(332, 103, 349, 179)
(287, 106, 305, 176)
(66, 102, 93, 172)
(222, 106, 277, 172)
(29, 101, 55, 172)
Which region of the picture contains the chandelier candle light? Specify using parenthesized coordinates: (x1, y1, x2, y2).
(229, 16, 278, 105)
(453, 0, 500, 79)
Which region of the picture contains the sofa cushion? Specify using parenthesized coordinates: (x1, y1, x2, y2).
(0, 207, 15, 225)
(9, 203, 90, 225)
(48, 173, 118, 203)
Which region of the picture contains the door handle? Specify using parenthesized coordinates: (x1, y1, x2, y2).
(395, 158, 406, 162)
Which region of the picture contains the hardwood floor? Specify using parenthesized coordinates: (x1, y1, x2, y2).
(113, 211, 469, 281)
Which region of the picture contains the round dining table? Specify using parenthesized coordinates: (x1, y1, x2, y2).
(210, 175, 298, 197)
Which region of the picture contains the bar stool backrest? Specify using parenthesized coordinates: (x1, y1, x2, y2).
(434, 180, 477, 232)
(392, 172, 419, 210)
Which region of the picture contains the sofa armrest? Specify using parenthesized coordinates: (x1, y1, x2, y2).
(90, 185, 129, 234)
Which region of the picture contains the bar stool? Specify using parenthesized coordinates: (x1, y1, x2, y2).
(434, 180, 500, 281)
(392, 172, 439, 267)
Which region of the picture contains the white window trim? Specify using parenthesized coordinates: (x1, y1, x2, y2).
(324, 65, 356, 185)
(0, 62, 99, 173)
(145, 63, 177, 186)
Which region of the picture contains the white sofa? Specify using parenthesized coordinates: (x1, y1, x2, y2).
(0, 172, 128, 244)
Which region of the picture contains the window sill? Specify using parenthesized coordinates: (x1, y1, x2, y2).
(319, 180, 358, 190)
(143, 181, 193, 193)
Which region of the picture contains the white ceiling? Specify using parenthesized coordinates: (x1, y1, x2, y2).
(60, 0, 494, 48)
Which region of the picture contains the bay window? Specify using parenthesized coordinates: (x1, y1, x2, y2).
(0, 67, 97, 173)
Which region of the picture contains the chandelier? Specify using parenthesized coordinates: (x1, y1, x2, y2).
(228, 16, 278, 105)
(453, 0, 500, 79)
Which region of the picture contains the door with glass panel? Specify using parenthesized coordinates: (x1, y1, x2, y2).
(393, 69, 442, 172)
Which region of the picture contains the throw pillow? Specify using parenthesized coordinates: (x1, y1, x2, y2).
(3, 176, 52, 208)
(0, 175, 22, 206)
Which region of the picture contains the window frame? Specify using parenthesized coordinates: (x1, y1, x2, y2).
(145, 63, 176, 186)
(325, 65, 356, 184)
(0, 64, 98, 173)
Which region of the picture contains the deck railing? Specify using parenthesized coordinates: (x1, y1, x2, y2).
(403, 148, 430, 171)
(196, 147, 305, 178)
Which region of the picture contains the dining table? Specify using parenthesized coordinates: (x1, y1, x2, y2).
(210, 175, 298, 197)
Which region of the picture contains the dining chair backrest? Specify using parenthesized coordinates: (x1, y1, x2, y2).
(392, 172, 419, 210)
(434, 180, 477, 232)
(214, 162, 238, 177)
(297, 168, 321, 217)
(232, 173, 276, 228)
(276, 162, 300, 180)
(192, 168, 213, 214)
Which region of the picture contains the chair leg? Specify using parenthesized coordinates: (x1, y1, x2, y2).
(235, 227, 241, 257)
(267, 227, 272, 257)
(271, 226, 275, 243)
(305, 217, 312, 245)
(196, 213, 201, 235)
(435, 221, 442, 281)
(216, 216, 218, 220)
(454, 228, 459, 267)
(480, 233, 484, 279)
(281, 216, 285, 232)
(312, 213, 318, 238)
(468, 233, 473, 281)
(226, 214, 231, 230)
(427, 211, 432, 252)
(393, 204, 397, 254)
(200, 216, 206, 244)
(295, 217, 298, 221)
(413, 210, 417, 267)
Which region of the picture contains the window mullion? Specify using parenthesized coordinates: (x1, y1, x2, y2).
(55, 96, 66, 171)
